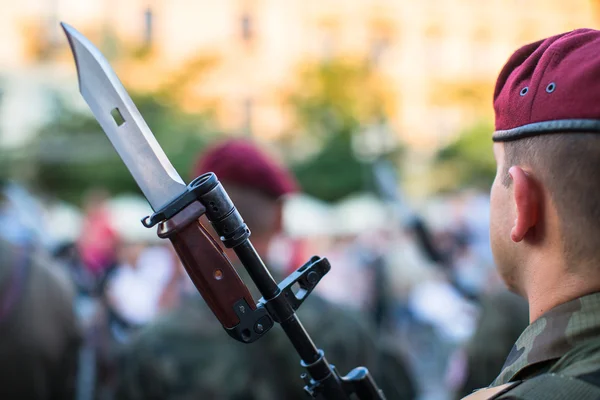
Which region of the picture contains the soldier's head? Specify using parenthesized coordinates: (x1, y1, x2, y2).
(490, 29, 600, 297)
(192, 138, 298, 256)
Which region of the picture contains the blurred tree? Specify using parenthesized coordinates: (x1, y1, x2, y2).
(284, 58, 398, 202)
(31, 89, 216, 204)
(293, 129, 365, 203)
(433, 120, 495, 192)
(287, 58, 393, 140)
(429, 80, 494, 116)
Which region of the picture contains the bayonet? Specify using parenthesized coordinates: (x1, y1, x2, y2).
(61, 22, 186, 211)
(61, 22, 267, 334)
(62, 22, 386, 399)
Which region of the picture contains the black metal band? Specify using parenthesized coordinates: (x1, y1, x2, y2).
(141, 173, 219, 228)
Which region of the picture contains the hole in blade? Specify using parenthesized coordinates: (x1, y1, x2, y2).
(111, 107, 125, 126)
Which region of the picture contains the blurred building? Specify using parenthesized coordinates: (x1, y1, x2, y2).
(0, 0, 598, 149)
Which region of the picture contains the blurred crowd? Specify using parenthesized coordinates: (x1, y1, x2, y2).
(0, 139, 527, 400)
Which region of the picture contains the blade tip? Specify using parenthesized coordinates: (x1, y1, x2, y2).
(60, 22, 84, 91)
(60, 22, 75, 37)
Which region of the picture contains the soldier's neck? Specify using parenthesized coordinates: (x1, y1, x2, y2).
(526, 258, 600, 322)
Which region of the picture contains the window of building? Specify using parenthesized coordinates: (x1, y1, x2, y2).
(243, 97, 253, 136)
(317, 19, 339, 61)
(369, 21, 394, 66)
(423, 23, 446, 72)
(473, 26, 492, 44)
(471, 25, 494, 75)
(240, 11, 254, 42)
(144, 7, 153, 48)
(425, 23, 444, 40)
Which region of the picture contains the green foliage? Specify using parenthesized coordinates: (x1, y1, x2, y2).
(292, 130, 370, 202)
(287, 58, 397, 201)
(289, 59, 391, 137)
(32, 91, 216, 205)
(434, 121, 496, 191)
(24, 54, 398, 204)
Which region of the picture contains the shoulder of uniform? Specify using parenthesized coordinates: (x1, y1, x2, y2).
(461, 382, 521, 400)
(549, 336, 600, 377)
(34, 254, 75, 295)
(493, 373, 600, 400)
(126, 297, 224, 350)
(20, 249, 76, 310)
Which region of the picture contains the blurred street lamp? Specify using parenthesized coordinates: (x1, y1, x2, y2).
(144, 6, 154, 48)
(46, 0, 60, 48)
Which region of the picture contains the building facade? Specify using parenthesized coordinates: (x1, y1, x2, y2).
(0, 0, 597, 150)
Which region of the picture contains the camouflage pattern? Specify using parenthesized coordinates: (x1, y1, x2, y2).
(492, 291, 600, 386)
(115, 288, 416, 400)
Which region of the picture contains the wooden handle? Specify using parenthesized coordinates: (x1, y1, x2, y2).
(157, 202, 255, 328)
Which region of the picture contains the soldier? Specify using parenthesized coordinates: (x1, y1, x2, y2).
(115, 139, 416, 400)
(0, 190, 81, 400)
(465, 28, 600, 399)
(454, 289, 529, 398)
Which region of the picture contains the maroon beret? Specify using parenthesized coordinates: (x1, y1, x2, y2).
(493, 28, 600, 142)
(192, 139, 298, 199)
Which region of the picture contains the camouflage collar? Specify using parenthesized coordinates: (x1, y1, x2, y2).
(493, 291, 600, 385)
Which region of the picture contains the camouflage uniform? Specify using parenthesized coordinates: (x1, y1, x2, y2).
(116, 288, 416, 400)
(492, 292, 600, 386)
(460, 292, 600, 398)
(0, 238, 81, 400)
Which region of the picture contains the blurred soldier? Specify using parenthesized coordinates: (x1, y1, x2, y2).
(0, 191, 81, 400)
(454, 289, 528, 398)
(77, 189, 119, 285)
(466, 29, 600, 398)
(116, 139, 416, 400)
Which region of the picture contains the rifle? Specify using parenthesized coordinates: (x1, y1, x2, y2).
(60, 23, 386, 400)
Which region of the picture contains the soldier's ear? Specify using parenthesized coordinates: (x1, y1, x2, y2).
(509, 166, 539, 243)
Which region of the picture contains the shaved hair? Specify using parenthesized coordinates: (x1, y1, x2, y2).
(502, 133, 600, 264)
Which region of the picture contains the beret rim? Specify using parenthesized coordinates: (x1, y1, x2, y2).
(493, 119, 600, 142)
